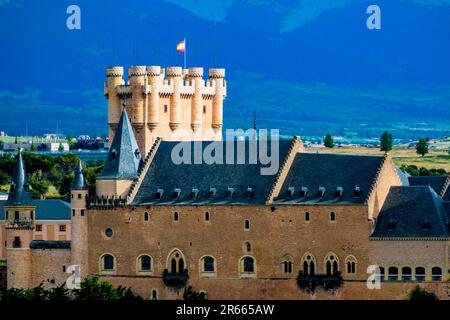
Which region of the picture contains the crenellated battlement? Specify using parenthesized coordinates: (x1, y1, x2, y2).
(105, 65, 227, 155)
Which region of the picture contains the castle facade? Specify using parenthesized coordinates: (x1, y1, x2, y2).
(1, 65, 450, 299)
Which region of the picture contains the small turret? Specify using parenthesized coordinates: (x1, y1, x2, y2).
(96, 109, 141, 198)
(72, 159, 87, 190)
(6, 149, 32, 206)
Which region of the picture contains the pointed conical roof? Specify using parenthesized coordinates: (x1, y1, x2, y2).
(6, 149, 33, 206)
(98, 109, 141, 180)
(72, 159, 87, 190)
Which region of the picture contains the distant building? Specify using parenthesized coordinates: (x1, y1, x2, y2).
(0, 131, 7, 137)
(0, 193, 7, 201)
(43, 133, 65, 140)
(36, 142, 69, 152)
(74, 139, 100, 150)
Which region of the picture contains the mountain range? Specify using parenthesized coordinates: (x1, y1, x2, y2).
(0, 0, 449, 142)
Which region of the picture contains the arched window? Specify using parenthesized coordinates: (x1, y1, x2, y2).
(329, 211, 336, 222)
(101, 254, 115, 271)
(244, 219, 250, 230)
(401, 267, 412, 281)
(283, 260, 293, 274)
(388, 267, 398, 282)
(201, 256, 215, 273)
(204, 212, 210, 222)
(138, 255, 152, 272)
(431, 267, 442, 281)
(301, 253, 315, 276)
(324, 253, 339, 275)
(379, 267, 385, 282)
(151, 289, 158, 300)
(345, 255, 357, 275)
(144, 211, 149, 222)
(241, 256, 255, 274)
(304, 212, 310, 222)
(173, 212, 179, 222)
(167, 250, 185, 274)
(415, 267, 425, 281)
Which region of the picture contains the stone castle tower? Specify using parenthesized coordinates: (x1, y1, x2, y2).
(105, 66, 226, 156)
(5, 150, 35, 289)
(70, 160, 89, 277)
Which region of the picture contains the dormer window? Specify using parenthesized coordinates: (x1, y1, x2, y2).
(191, 188, 199, 199)
(246, 187, 254, 198)
(226, 187, 234, 198)
(209, 187, 217, 198)
(388, 218, 397, 231)
(300, 187, 308, 198)
(336, 186, 343, 197)
(287, 187, 295, 198)
(111, 149, 118, 160)
(173, 188, 181, 199)
(422, 219, 431, 231)
(317, 186, 326, 198)
(354, 186, 361, 197)
(155, 188, 164, 199)
(134, 149, 140, 159)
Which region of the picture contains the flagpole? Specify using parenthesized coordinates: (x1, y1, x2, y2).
(184, 38, 187, 69)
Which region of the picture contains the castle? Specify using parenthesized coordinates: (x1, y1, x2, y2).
(1, 65, 449, 299)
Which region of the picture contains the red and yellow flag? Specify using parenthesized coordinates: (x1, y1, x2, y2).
(176, 40, 185, 52)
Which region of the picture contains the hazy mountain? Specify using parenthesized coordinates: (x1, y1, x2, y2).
(0, 0, 449, 141)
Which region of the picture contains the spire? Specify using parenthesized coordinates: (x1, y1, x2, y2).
(98, 109, 141, 179)
(6, 149, 33, 206)
(72, 159, 87, 190)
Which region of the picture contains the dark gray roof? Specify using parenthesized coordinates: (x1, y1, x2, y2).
(132, 139, 294, 205)
(371, 186, 450, 239)
(98, 109, 141, 180)
(0, 199, 71, 220)
(71, 159, 87, 190)
(6, 150, 33, 206)
(30, 240, 71, 250)
(274, 153, 384, 204)
(408, 175, 449, 196)
(444, 188, 450, 201)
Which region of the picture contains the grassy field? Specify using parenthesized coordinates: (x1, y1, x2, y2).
(310, 146, 450, 172)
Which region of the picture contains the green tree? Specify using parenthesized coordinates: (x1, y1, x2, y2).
(183, 286, 206, 300)
(408, 285, 438, 300)
(416, 139, 429, 157)
(74, 276, 141, 301)
(66, 134, 75, 150)
(379, 131, 393, 153)
(29, 173, 50, 198)
(30, 142, 36, 151)
(323, 134, 334, 148)
(58, 143, 65, 152)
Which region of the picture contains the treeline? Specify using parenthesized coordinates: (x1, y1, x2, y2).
(399, 165, 447, 177)
(0, 276, 141, 301)
(0, 153, 103, 200)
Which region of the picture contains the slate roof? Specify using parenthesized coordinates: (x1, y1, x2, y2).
(371, 186, 450, 239)
(273, 153, 385, 204)
(132, 139, 294, 205)
(6, 150, 33, 206)
(0, 199, 71, 220)
(71, 159, 87, 190)
(30, 240, 71, 250)
(408, 175, 449, 197)
(98, 109, 141, 180)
